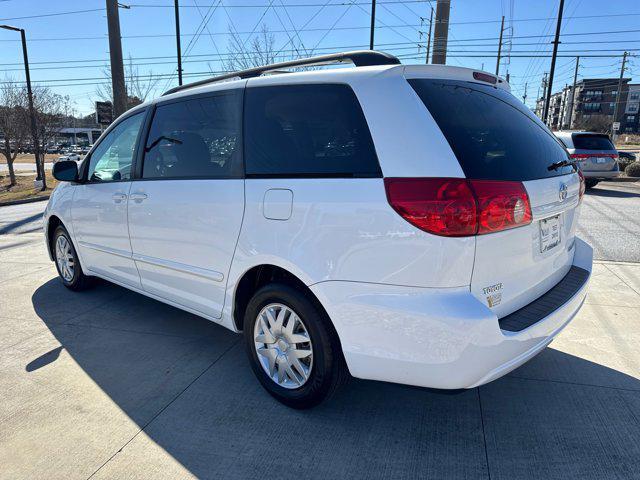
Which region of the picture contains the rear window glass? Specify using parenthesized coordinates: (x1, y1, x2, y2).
(244, 84, 381, 177)
(572, 134, 614, 151)
(408, 79, 573, 181)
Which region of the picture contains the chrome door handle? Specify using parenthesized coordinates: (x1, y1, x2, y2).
(112, 193, 127, 203)
(129, 192, 148, 203)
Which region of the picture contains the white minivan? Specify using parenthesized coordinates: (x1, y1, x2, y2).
(45, 51, 592, 408)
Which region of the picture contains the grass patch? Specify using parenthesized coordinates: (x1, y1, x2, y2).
(0, 172, 57, 205)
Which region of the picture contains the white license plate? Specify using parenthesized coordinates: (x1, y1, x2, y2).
(594, 156, 608, 164)
(540, 215, 561, 253)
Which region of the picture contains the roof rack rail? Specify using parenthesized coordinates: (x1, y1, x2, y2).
(162, 50, 400, 96)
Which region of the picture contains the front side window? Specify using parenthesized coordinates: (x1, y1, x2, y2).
(143, 91, 242, 179)
(86, 112, 144, 182)
(244, 84, 381, 177)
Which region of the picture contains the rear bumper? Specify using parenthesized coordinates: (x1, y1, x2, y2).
(583, 170, 620, 179)
(311, 237, 593, 390)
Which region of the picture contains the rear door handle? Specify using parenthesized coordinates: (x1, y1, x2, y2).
(112, 193, 127, 203)
(129, 192, 148, 203)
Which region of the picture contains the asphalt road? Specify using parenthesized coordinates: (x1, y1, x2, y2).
(577, 181, 640, 262)
(1, 182, 640, 479)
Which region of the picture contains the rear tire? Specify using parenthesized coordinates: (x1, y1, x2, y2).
(52, 225, 92, 291)
(585, 179, 599, 189)
(243, 283, 348, 409)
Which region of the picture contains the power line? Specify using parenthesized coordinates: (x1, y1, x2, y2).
(0, 8, 103, 21)
(6, 25, 638, 45)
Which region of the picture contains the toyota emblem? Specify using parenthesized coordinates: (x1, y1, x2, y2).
(559, 183, 568, 201)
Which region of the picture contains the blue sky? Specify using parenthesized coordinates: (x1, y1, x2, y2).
(1, 0, 639, 115)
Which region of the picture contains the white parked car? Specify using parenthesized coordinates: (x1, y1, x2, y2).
(44, 51, 592, 408)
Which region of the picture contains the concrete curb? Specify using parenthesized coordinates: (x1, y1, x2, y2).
(0, 196, 50, 207)
(604, 177, 639, 183)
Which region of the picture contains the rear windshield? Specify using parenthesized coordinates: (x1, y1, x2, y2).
(572, 133, 614, 151)
(408, 79, 573, 180)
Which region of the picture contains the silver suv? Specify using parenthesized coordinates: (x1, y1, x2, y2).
(555, 131, 620, 188)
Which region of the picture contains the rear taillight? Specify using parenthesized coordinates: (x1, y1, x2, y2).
(570, 153, 618, 159)
(384, 177, 532, 237)
(383, 178, 477, 236)
(578, 170, 585, 202)
(468, 180, 532, 234)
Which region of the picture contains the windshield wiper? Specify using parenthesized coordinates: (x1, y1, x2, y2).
(547, 159, 577, 171)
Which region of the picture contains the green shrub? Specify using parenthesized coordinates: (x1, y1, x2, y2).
(625, 161, 640, 178)
(618, 155, 636, 172)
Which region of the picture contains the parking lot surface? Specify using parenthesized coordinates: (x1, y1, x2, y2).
(1, 183, 640, 480)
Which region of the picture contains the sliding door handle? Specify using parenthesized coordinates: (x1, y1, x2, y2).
(112, 193, 127, 203)
(129, 192, 148, 203)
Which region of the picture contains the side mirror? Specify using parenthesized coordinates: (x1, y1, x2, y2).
(52, 160, 79, 182)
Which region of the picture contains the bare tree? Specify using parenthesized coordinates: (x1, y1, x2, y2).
(224, 24, 279, 71)
(0, 82, 29, 187)
(32, 87, 67, 190)
(574, 115, 612, 134)
(96, 56, 161, 111)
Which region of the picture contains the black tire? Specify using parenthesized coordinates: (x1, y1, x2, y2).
(585, 179, 599, 189)
(52, 225, 92, 291)
(243, 283, 348, 409)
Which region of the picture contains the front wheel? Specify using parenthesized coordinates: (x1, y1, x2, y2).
(53, 226, 91, 291)
(243, 283, 347, 409)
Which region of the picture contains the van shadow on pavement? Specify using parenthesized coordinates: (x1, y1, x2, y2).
(31, 278, 640, 480)
(586, 185, 640, 198)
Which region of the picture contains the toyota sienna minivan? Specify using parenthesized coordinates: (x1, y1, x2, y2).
(45, 51, 593, 408)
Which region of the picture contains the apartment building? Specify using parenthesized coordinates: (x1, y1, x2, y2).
(622, 84, 640, 134)
(535, 78, 633, 132)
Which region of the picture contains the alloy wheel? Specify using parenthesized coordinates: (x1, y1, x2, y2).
(55, 235, 75, 282)
(253, 303, 313, 389)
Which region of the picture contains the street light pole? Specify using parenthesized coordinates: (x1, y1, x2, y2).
(1, 24, 43, 187)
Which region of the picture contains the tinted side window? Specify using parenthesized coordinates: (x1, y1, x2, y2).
(143, 91, 242, 179)
(409, 80, 573, 181)
(87, 112, 144, 182)
(572, 134, 614, 151)
(244, 84, 381, 177)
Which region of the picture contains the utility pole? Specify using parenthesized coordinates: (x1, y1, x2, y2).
(105, 0, 127, 118)
(174, 0, 183, 85)
(542, 0, 565, 124)
(541, 72, 549, 121)
(569, 56, 579, 129)
(612, 51, 628, 140)
(0, 24, 43, 187)
(431, 0, 450, 65)
(495, 15, 504, 76)
(369, 0, 376, 50)
(425, 6, 433, 64)
(522, 82, 528, 104)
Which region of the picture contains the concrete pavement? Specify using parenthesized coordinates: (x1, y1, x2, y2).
(1, 197, 640, 479)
